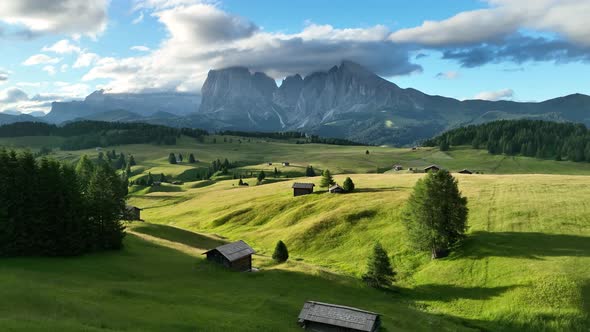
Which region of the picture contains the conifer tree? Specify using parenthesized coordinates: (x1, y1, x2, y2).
(168, 153, 177, 164)
(272, 240, 289, 263)
(362, 242, 395, 288)
(403, 170, 468, 259)
(320, 169, 335, 187)
(257, 170, 266, 183)
(343, 177, 355, 192)
(306, 165, 316, 177)
(188, 153, 196, 163)
(128, 154, 136, 166)
(146, 172, 154, 186)
(75, 155, 95, 192)
(178, 153, 183, 162)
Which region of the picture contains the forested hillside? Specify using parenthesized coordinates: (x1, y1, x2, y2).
(425, 120, 590, 162)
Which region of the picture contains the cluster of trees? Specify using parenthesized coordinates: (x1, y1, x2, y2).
(319, 170, 355, 192)
(0, 121, 208, 151)
(217, 130, 364, 146)
(0, 150, 127, 257)
(168, 153, 197, 164)
(424, 119, 590, 162)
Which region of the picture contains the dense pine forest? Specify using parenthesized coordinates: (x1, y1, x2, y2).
(0, 121, 208, 150)
(424, 120, 590, 162)
(0, 149, 127, 256)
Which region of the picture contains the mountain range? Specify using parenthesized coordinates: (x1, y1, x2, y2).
(11, 61, 590, 145)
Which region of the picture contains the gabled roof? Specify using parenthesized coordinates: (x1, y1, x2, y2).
(329, 184, 343, 191)
(458, 169, 473, 174)
(424, 164, 441, 170)
(298, 301, 380, 332)
(292, 183, 315, 189)
(203, 240, 255, 262)
(125, 205, 142, 211)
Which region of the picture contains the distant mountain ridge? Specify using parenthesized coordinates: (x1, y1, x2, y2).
(40, 61, 590, 145)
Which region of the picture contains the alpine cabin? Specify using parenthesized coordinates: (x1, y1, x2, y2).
(297, 301, 381, 332)
(123, 205, 142, 221)
(292, 183, 315, 196)
(329, 184, 344, 194)
(424, 165, 441, 173)
(203, 240, 255, 272)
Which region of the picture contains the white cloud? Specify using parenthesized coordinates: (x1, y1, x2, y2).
(73, 52, 100, 68)
(42, 65, 57, 76)
(83, 3, 420, 93)
(0, 84, 90, 114)
(42, 39, 81, 54)
(131, 45, 151, 52)
(16, 82, 43, 88)
(0, 0, 109, 38)
(389, 0, 590, 47)
(132, 11, 144, 24)
(473, 88, 514, 101)
(22, 54, 61, 66)
(60, 64, 69, 72)
(435, 71, 460, 80)
(0, 70, 8, 82)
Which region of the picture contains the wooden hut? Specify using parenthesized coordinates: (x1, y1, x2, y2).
(329, 184, 344, 194)
(203, 240, 255, 272)
(458, 169, 473, 174)
(297, 301, 381, 332)
(393, 165, 403, 171)
(292, 183, 315, 197)
(282, 162, 290, 166)
(123, 205, 142, 221)
(424, 165, 441, 173)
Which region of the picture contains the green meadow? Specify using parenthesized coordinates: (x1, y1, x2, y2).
(2, 135, 590, 331)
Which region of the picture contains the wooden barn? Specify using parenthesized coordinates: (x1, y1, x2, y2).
(329, 184, 344, 194)
(123, 205, 142, 221)
(297, 301, 381, 332)
(424, 165, 441, 173)
(292, 183, 315, 197)
(203, 240, 255, 272)
(458, 169, 473, 174)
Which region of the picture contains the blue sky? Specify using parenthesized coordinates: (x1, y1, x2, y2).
(1, 0, 589, 113)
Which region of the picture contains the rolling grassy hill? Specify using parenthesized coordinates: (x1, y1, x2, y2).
(127, 173, 590, 331)
(2, 136, 590, 330)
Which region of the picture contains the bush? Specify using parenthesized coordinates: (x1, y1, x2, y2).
(343, 177, 355, 192)
(272, 240, 289, 263)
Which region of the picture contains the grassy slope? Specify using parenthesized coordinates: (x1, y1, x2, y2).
(0, 227, 473, 332)
(129, 173, 590, 331)
(4, 135, 590, 176)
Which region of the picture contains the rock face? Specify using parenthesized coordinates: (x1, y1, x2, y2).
(45, 90, 200, 124)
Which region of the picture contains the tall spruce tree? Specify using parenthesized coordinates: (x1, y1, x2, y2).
(188, 153, 196, 163)
(320, 169, 335, 187)
(306, 165, 316, 177)
(362, 242, 395, 288)
(128, 154, 136, 166)
(402, 170, 468, 259)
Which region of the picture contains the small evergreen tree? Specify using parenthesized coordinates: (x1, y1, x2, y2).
(125, 163, 132, 177)
(272, 240, 289, 263)
(178, 153, 183, 162)
(362, 242, 395, 288)
(366, 150, 370, 155)
(306, 165, 316, 177)
(168, 153, 177, 164)
(128, 154, 136, 166)
(320, 169, 335, 187)
(274, 167, 279, 177)
(343, 177, 355, 192)
(257, 170, 266, 183)
(238, 178, 244, 186)
(403, 170, 468, 259)
(146, 172, 154, 186)
(188, 153, 196, 163)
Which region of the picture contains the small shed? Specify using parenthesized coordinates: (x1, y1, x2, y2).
(123, 205, 142, 221)
(424, 165, 441, 173)
(393, 165, 403, 171)
(329, 184, 344, 194)
(268, 162, 273, 166)
(282, 162, 290, 166)
(292, 183, 315, 197)
(297, 301, 381, 332)
(203, 240, 255, 272)
(458, 169, 473, 174)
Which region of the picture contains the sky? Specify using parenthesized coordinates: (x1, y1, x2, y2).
(1, 0, 590, 114)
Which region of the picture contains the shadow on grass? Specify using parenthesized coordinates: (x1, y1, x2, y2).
(455, 231, 590, 260)
(354, 187, 402, 193)
(402, 284, 518, 302)
(130, 223, 227, 250)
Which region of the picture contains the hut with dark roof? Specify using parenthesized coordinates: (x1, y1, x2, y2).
(203, 240, 255, 272)
(424, 165, 441, 173)
(297, 301, 381, 332)
(458, 169, 473, 174)
(328, 184, 344, 194)
(123, 205, 142, 221)
(292, 183, 315, 197)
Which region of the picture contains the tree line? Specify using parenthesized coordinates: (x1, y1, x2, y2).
(424, 119, 590, 162)
(216, 130, 365, 146)
(0, 121, 208, 151)
(0, 150, 127, 256)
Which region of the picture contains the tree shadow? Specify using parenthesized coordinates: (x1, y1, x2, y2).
(403, 284, 518, 302)
(454, 231, 590, 260)
(130, 223, 227, 250)
(354, 187, 403, 193)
